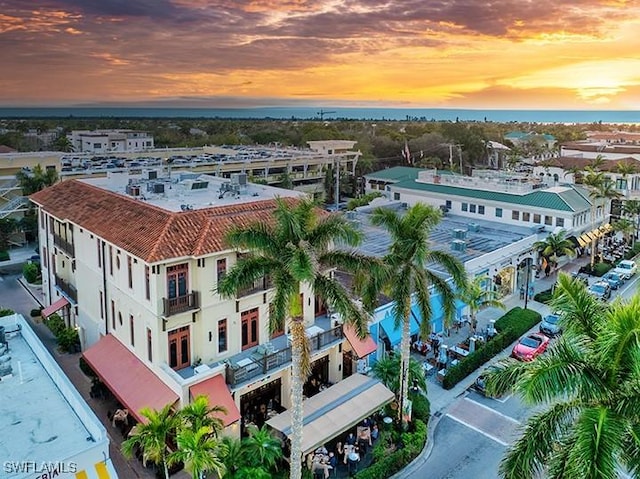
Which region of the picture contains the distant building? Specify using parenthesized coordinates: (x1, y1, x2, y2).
(0, 313, 118, 479)
(68, 130, 154, 153)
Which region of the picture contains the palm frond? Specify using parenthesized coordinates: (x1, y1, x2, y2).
(313, 274, 370, 338)
(224, 222, 278, 256)
(309, 214, 363, 248)
(216, 255, 279, 298)
(499, 401, 580, 479)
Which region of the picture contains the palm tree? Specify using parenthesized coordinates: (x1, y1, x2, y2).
(179, 395, 225, 437)
(217, 197, 374, 479)
(220, 436, 244, 478)
(615, 161, 637, 196)
(589, 180, 623, 266)
(532, 230, 576, 273)
(371, 353, 427, 396)
(613, 218, 635, 246)
(241, 424, 283, 473)
(564, 166, 583, 184)
(369, 204, 467, 425)
(457, 275, 505, 334)
(486, 274, 640, 479)
(16, 164, 58, 196)
(622, 199, 640, 243)
(121, 404, 181, 479)
(168, 426, 227, 479)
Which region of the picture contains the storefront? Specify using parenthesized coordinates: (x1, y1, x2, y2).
(240, 378, 283, 433)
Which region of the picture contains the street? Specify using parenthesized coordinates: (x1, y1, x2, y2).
(413, 266, 640, 479)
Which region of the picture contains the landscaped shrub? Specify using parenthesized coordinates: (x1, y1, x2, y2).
(0, 250, 9, 261)
(410, 393, 430, 424)
(30, 308, 43, 317)
(624, 243, 640, 260)
(592, 262, 613, 277)
(494, 307, 541, 334)
(57, 327, 80, 353)
(355, 419, 427, 479)
(442, 308, 541, 390)
(23, 262, 41, 283)
(0, 308, 14, 317)
(45, 313, 66, 336)
(533, 289, 553, 304)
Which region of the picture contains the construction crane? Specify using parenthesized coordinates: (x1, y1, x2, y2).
(317, 109, 336, 121)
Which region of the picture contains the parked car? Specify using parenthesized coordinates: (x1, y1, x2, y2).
(602, 271, 624, 290)
(471, 366, 500, 397)
(588, 281, 612, 301)
(571, 271, 590, 286)
(540, 314, 562, 337)
(511, 333, 550, 361)
(613, 260, 637, 280)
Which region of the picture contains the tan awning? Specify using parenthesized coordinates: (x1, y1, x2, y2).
(266, 373, 394, 454)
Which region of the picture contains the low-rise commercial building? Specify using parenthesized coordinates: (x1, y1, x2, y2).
(0, 313, 118, 479)
(30, 170, 392, 450)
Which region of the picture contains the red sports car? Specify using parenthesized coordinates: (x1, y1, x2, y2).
(511, 333, 550, 361)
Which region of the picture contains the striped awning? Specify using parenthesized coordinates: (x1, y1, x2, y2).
(75, 459, 118, 478)
(579, 223, 611, 246)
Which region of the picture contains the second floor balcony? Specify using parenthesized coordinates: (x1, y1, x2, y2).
(237, 276, 273, 298)
(54, 274, 77, 303)
(53, 234, 75, 258)
(225, 321, 343, 387)
(163, 291, 199, 317)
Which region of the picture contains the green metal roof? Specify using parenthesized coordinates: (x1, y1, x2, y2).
(392, 179, 591, 212)
(363, 166, 423, 182)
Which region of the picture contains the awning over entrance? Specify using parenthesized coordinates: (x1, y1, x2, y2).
(83, 334, 179, 423)
(75, 459, 119, 479)
(379, 314, 419, 346)
(189, 374, 241, 427)
(343, 325, 377, 358)
(266, 373, 394, 454)
(579, 223, 612, 247)
(42, 297, 69, 319)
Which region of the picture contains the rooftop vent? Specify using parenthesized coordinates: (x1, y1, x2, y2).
(468, 223, 480, 233)
(451, 240, 467, 252)
(190, 180, 209, 190)
(231, 172, 248, 186)
(126, 184, 141, 197)
(151, 183, 165, 194)
(453, 228, 467, 240)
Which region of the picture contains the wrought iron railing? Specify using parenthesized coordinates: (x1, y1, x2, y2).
(163, 291, 199, 316)
(53, 234, 75, 258)
(225, 325, 343, 386)
(54, 275, 78, 303)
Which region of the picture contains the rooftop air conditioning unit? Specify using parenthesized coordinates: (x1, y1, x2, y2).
(451, 240, 467, 252)
(145, 170, 158, 180)
(126, 184, 141, 197)
(231, 173, 248, 186)
(152, 183, 165, 194)
(453, 228, 467, 240)
(468, 222, 480, 233)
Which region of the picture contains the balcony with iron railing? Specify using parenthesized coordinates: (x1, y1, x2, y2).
(237, 276, 273, 297)
(225, 321, 343, 387)
(162, 291, 199, 317)
(54, 274, 78, 303)
(53, 234, 75, 258)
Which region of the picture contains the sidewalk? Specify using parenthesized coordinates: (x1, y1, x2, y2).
(394, 255, 591, 478)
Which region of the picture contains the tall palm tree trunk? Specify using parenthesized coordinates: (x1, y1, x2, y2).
(163, 452, 170, 479)
(289, 318, 305, 479)
(398, 314, 411, 426)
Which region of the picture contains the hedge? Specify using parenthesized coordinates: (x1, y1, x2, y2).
(624, 243, 640, 260)
(0, 250, 9, 261)
(0, 308, 15, 317)
(442, 307, 542, 390)
(533, 289, 553, 304)
(354, 419, 427, 479)
(45, 313, 80, 353)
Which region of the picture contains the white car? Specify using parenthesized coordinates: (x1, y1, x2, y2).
(613, 260, 637, 280)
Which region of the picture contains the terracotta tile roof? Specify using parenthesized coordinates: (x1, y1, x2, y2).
(543, 156, 640, 173)
(0, 145, 17, 153)
(30, 180, 301, 263)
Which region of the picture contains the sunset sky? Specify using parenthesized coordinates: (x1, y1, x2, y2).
(2, 0, 640, 109)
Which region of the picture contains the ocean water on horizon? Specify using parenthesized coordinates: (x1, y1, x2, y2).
(0, 107, 639, 123)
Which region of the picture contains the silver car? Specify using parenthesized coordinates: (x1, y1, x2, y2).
(540, 314, 562, 337)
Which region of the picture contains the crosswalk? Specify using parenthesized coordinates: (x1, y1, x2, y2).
(446, 397, 521, 446)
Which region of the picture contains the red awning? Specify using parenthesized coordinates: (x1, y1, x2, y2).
(343, 325, 377, 359)
(83, 334, 178, 423)
(42, 297, 69, 319)
(190, 374, 241, 427)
